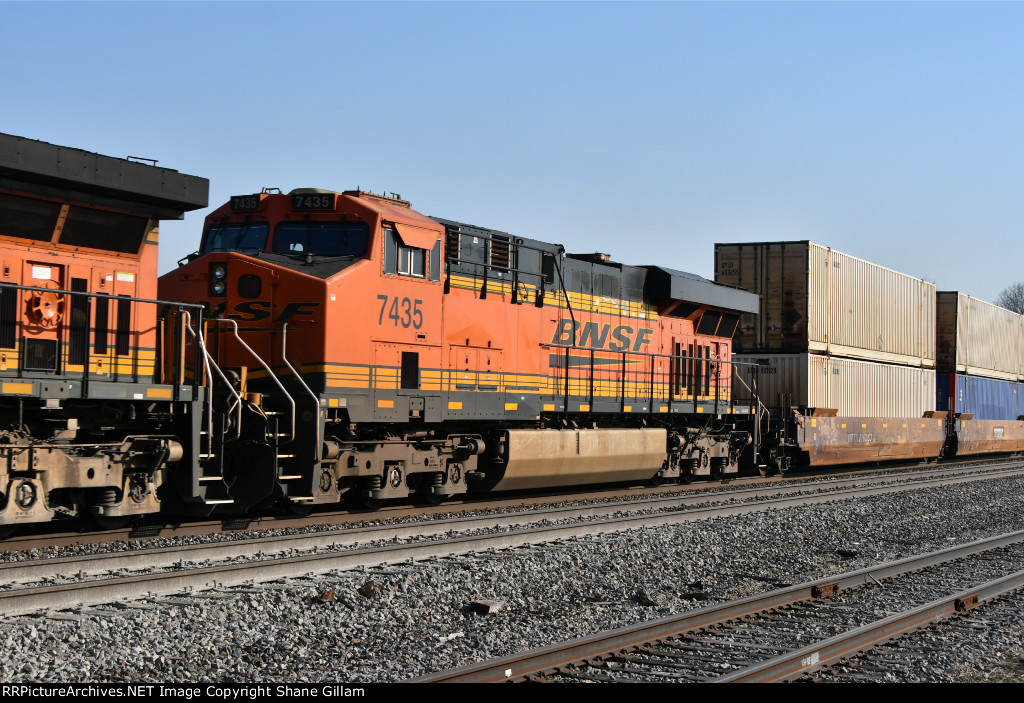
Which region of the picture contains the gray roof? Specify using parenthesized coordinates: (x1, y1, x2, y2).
(0, 133, 208, 219)
(644, 265, 759, 314)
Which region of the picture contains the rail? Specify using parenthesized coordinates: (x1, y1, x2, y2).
(539, 344, 760, 416)
(410, 528, 1024, 683)
(215, 318, 296, 445)
(0, 281, 205, 398)
(281, 322, 322, 461)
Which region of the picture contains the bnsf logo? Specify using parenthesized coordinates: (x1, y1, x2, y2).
(551, 319, 654, 352)
(227, 301, 321, 322)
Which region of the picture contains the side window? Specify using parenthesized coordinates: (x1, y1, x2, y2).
(542, 253, 555, 285)
(384, 227, 426, 278)
(384, 227, 397, 274)
(429, 240, 441, 282)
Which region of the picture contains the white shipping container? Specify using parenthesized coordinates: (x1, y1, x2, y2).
(732, 352, 936, 418)
(715, 241, 936, 367)
(937, 292, 1024, 381)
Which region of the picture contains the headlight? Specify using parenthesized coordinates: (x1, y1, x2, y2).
(211, 280, 226, 295)
(212, 265, 227, 280)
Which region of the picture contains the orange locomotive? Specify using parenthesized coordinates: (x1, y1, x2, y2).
(159, 187, 759, 511)
(0, 133, 208, 528)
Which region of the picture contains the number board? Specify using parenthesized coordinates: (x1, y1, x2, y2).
(230, 194, 262, 212)
(291, 193, 336, 210)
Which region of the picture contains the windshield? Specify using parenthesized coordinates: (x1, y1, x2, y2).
(202, 223, 270, 253)
(272, 221, 369, 257)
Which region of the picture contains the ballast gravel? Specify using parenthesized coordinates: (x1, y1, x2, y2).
(3, 475, 1024, 683)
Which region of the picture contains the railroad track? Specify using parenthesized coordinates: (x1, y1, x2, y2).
(409, 530, 1024, 682)
(3, 456, 1019, 553)
(2, 461, 1022, 619)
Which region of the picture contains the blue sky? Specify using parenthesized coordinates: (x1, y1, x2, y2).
(4, 2, 1022, 303)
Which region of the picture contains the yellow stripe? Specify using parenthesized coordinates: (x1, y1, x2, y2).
(2, 382, 33, 394)
(377, 399, 394, 408)
(448, 401, 463, 410)
(543, 403, 555, 412)
(505, 403, 518, 411)
(146, 387, 173, 399)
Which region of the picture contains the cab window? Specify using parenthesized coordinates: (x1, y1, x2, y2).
(272, 221, 368, 256)
(202, 223, 270, 253)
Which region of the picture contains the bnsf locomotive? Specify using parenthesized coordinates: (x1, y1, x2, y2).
(0, 133, 208, 529)
(159, 188, 760, 511)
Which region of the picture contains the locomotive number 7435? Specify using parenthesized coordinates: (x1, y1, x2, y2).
(377, 295, 423, 329)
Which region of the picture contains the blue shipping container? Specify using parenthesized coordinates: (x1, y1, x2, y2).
(937, 373, 1024, 420)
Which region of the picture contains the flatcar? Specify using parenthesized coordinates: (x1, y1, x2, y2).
(159, 188, 761, 511)
(0, 133, 208, 529)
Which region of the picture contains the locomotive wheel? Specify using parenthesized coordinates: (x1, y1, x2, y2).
(282, 500, 313, 516)
(418, 489, 447, 506)
(680, 465, 695, 484)
(0, 524, 17, 540)
(417, 473, 448, 506)
(90, 514, 136, 530)
(348, 491, 383, 512)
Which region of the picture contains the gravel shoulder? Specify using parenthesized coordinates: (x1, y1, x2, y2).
(3, 476, 1024, 683)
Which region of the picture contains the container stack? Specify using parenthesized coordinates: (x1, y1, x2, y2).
(936, 292, 1024, 420)
(714, 241, 936, 417)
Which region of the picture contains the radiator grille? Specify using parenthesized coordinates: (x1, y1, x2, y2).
(59, 207, 148, 254)
(24, 338, 58, 371)
(0, 192, 60, 241)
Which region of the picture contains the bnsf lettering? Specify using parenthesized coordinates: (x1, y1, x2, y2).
(226, 301, 320, 322)
(227, 301, 271, 321)
(551, 319, 654, 352)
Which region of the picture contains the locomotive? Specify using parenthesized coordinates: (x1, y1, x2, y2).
(0, 133, 208, 529)
(159, 188, 761, 511)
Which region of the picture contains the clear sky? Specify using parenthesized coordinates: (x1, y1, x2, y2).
(4, 1, 1022, 303)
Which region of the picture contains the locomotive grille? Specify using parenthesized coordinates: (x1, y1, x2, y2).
(68, 279, 89, 365)
(59, 207, 148, 254)
(0, 192, 61, 241)
(0, 285, 16, 349)
(490, 235, 510, 270)
(23, 338, 58, 371)
(445, 228, 460, 261)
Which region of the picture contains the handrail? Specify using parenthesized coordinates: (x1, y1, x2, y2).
(282, 322, 322, 462)
(0, 282, 206, 311)
(183, 312, 214, 454)
(216, 319, 296, 445)
(195, 320, 244, 442)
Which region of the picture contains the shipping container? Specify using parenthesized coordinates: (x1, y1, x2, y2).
(936, 291, 1024, 381)
(936, 373, 1024, 420)
(732, 352, 936, 417)
(715, 241, 936, 367)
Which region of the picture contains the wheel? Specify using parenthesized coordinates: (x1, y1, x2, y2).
(90, 514, 136, 530)
(0, 524, 17, 540)
(416, 472, 448, 506)
(282, 500, 313, 517)
(647, 472, 665, 487)
(709, 457, 727, 480)
(349, 492, 383, 512)
(680, 458, 698, 485)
